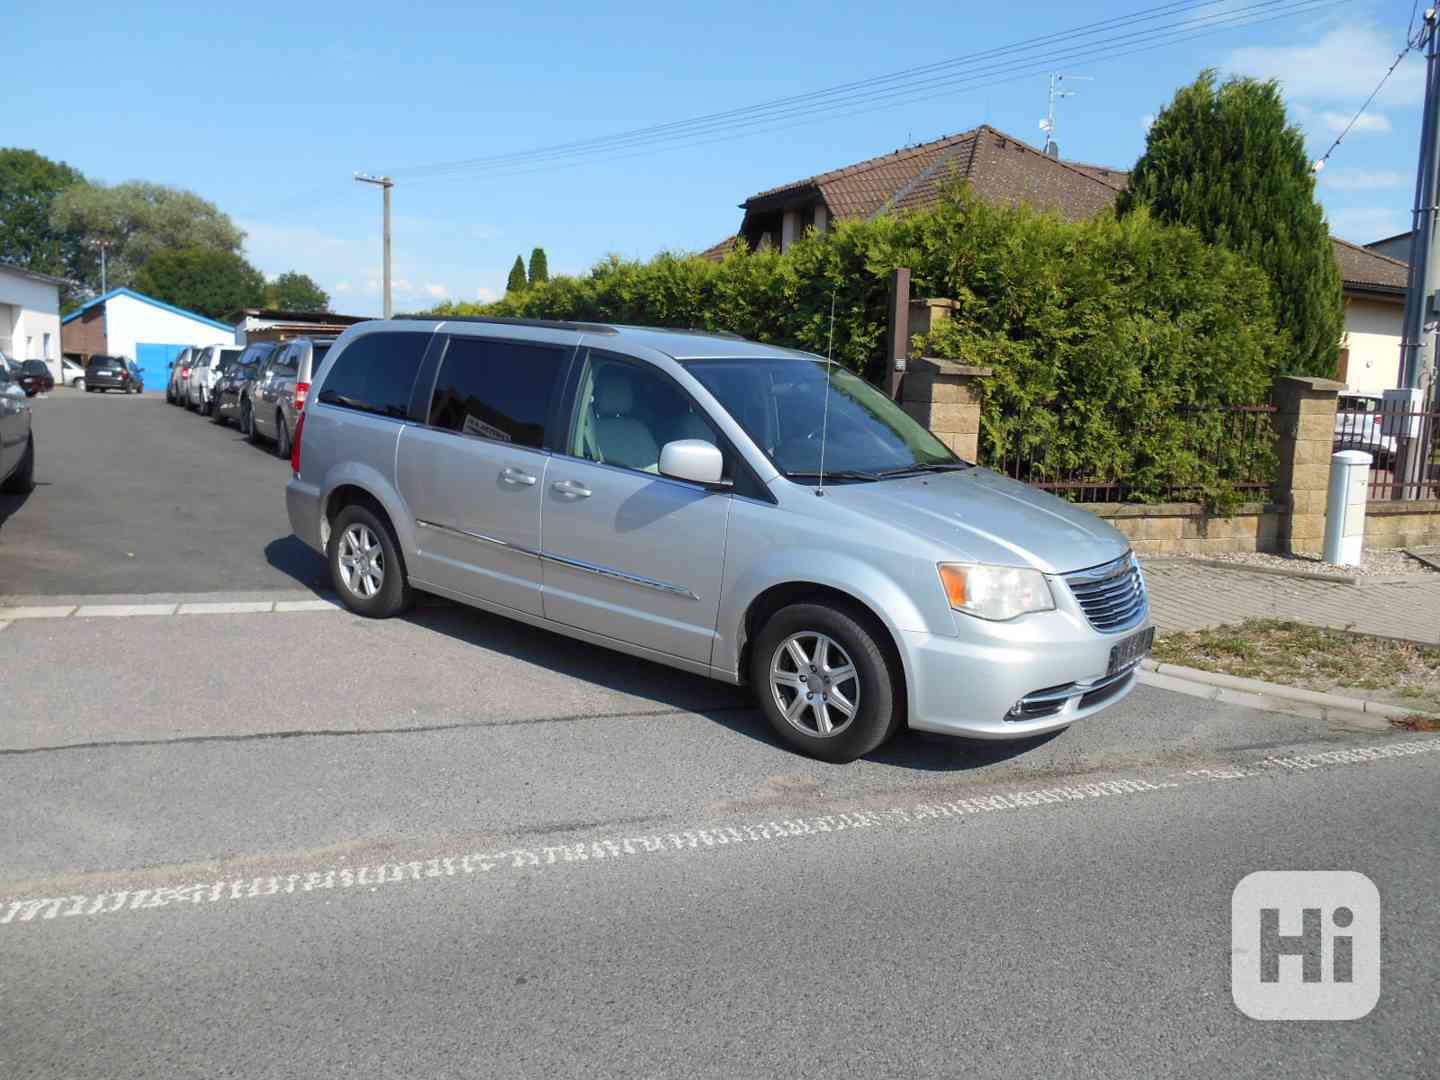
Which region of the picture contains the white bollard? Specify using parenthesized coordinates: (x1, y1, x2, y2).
(1323, 450, 1372, 567)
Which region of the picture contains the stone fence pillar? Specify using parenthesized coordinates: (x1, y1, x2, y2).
(899, 358, 992, 462)
(1272, 375, 1344, 554)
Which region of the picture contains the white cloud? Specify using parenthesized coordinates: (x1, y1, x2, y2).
(1140, 113, 1155, 132)
(1321, 110, 1391, 134)
(1327, 206, 1410, 244)
(476, 286, 499, 303)
(1226, 24, 1426, 106)
(334, 280, 353, 294)
(425, 283, 447, 299)
(1323, 168, 1409, 191)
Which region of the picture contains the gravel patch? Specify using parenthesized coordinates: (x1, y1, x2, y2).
(1182, 547, 1436, 578)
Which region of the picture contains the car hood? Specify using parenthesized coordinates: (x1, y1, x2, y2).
(815, 467, 1131, 574)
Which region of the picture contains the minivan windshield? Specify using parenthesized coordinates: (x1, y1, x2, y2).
(681, 356, 964, 480)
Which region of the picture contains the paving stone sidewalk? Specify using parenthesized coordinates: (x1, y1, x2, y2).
(1142, 559, 1440, 644)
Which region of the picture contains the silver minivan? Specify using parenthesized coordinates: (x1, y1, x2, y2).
(249, 337, 334, 458)
(287, 318, 1151, 761)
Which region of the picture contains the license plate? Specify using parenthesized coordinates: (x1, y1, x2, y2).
(1108, 626, 1154, 674)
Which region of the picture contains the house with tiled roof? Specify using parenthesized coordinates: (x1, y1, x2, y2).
(702, 123, 1411, 394)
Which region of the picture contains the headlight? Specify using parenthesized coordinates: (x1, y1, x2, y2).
(937, 562, 1055, 621)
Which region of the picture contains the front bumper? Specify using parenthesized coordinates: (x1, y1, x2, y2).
(901, 604, 1151, 739)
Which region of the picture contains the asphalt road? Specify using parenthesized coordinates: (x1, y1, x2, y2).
(2, 604, 1438, 1078)
(2, 386, 1438, 1077)
(0, 389, 326, 599)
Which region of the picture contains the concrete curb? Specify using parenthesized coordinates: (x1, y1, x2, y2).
(1145, 556, 1436, 586)
(1407, 548, 1440, 573)
(1140, 658, 1437, 722)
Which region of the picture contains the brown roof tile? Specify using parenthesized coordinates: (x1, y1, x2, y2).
(1332, 236, 1409, 292)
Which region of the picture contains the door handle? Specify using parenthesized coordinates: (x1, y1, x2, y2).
(551, 479, 592, 498)
(500, 466, 538, 487)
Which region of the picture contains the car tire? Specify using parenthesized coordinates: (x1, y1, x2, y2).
(275, 413, 291, 459)
(749, 600, 902, 763)
(329, 504, 411, 619)
(211, 400, 227, 425)
(243, 399, 260, 444)
(1, 433, 36, 495)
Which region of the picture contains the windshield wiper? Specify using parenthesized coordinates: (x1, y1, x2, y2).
(785, 469, 881, 482)
(874, 462, 973, 478)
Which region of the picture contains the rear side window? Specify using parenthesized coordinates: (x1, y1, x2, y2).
(426, 336, 568, 448)
(316, 332, 430, 420)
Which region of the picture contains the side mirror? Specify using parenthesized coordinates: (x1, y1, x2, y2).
(659, 439, 726, 486)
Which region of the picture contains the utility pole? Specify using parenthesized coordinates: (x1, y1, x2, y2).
(1396, 8, 1440, 495)
(89, 238, 110, 294)
(355, 174, 394, 318)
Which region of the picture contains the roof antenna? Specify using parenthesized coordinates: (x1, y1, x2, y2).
(816, 291, 837, 497)
(1040, 72, 1092, 157)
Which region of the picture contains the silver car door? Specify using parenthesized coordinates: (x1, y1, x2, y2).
(540, 349, 730, 665)
(395, 331, 574, 617)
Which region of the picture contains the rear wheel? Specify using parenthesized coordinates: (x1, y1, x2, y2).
(275, 413, 291, 459)
(328, 504, 411, 618)
(749, 601, 901, 762)
(1, 434, 36, 495)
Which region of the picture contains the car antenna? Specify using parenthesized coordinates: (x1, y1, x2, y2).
(816, 291, 837, 498)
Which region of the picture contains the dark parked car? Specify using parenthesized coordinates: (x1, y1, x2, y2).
(126, 361, 145, 393)
(213, 341, 277, 428)
(16, 361, 55, 396)
(0, 362, 36, 495)
(85, 355, 138, 393)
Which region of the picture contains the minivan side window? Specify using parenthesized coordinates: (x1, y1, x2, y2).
(316, 332, 431, 419)
(426, 336, 568, 449)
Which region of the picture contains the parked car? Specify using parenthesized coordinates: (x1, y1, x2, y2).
(1335, 393, 1398, 463)
(16, 360, 54, 396)
(287, 318, 1152, 762)
(166, 348, 196, 404)
(84, 355, 137, 393)
(60, 358, 87, 388)
(248, 337, 334, 457)
(126, 360, 145, 394)
(0, 361, 36, 495)
(215, 341, 278, 431)
(186, 344, 243, 414)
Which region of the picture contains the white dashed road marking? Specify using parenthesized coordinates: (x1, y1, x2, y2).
(75, 604, 179, 617)
(3, 738, 1435, 931)
(0, 596, 342, 621)
(177, 602, 278, 615)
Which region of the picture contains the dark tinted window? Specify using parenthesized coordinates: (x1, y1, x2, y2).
(87, 355, 119, 369)
(317, 332, 431, 419)
(427, 336, 567, 448)
(21, 361, 48, 374)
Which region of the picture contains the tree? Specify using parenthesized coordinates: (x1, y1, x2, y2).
(264, 271, 330, 312)
(0, 149, 89, 305)
(528, 247, 549, 285)
(1119, 70, 1343, 377)
(50, 181, 245, 296)
(506, 255, 528, 293)
(133, 247, 265, 319)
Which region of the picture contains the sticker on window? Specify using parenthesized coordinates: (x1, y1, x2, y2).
(463, 414, 512, 442)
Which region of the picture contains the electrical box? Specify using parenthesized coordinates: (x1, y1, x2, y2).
(1323, 451, 1372, 567)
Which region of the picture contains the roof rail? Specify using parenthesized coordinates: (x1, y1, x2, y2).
(393, 314, 618, 335)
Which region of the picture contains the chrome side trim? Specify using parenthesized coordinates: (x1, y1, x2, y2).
(415, 519, 540, 559)
(538, 550, 700, 601)
(415, 520, 700, 600)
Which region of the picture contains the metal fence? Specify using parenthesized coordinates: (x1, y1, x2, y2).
(983, 404, 1278, 504)
(1335, 396, 1440, 501)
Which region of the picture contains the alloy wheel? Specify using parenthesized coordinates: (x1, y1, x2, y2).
(768, 632, 861, 738)
(337, 524, 384, 599)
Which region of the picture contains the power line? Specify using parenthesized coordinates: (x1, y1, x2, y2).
(1313, 14, 1426, 173)
(392, 0, 1245, 179)
(397, 0, 1348, 186)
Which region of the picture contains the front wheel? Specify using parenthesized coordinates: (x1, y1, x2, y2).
(328, 504, 411, 618)
(749, 601, 902, 762)
(242, 399, 260, 443)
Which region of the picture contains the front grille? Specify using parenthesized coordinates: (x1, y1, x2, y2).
(1065, 554, 1147, 633)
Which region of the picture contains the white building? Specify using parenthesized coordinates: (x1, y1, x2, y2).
(0, 261, 66, 382)
(61, 287, 233, 390)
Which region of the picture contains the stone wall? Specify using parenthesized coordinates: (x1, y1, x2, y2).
(1364, 501, 1440, 548)
(1086, 503, 1284, 557)
(898, 357, 989, 463)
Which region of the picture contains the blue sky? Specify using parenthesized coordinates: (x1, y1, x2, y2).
(7, 1, 1427, 315)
